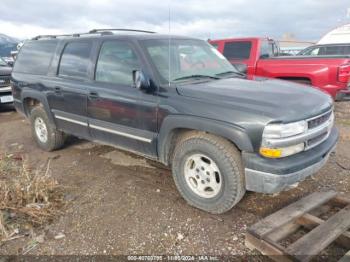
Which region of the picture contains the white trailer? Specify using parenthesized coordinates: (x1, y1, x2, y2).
(318, 23, 350, 44)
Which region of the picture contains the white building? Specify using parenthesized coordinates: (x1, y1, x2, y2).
(318, 23, 350, 44)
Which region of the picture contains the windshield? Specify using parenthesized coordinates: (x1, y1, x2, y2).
(0, 57, 7, 66)
(141, 39, 238, 83)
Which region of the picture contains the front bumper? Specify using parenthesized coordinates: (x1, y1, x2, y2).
(243, 127, 338, 194)
(0, 86, 13, 104)
(335, 85, 350, 101)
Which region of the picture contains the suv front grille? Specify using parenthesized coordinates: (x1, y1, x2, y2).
(262, 108, 334, 152)
(308, 111, 332, 129)
(307, 132, 328, 148)
(305, 109, 334, 150)
(0, 76, 11, 87)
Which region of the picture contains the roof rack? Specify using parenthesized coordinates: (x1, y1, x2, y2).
(32, 33, 91, 40)
(32, 28, 156, 40)
(89, 28, 156, 34)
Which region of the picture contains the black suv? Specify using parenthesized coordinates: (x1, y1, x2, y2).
(0, 57, 13, 105)
(11, 29, 338, 214)
(297, 43, 350, 56)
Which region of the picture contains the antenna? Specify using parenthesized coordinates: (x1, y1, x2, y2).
(168, 2, 171, 87)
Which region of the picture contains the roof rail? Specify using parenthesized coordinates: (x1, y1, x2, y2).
(32, 28, 156, 40)
(32, 33, 84, 40)
(89, 28, 156, 34)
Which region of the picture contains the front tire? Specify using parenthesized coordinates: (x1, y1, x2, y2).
(29, 106, 65, 151)
(172, 132, 245, 214)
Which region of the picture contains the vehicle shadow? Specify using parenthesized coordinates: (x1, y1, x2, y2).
(0, 104, 15, 113)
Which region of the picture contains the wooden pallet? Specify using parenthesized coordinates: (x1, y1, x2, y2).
(245, 191, 350, 262)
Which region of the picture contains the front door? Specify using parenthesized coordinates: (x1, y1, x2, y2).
(87, 40, 158, 157)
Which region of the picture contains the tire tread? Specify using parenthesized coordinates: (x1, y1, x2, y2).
(172, 131, 245, 214)
(29, 106, 65, 151)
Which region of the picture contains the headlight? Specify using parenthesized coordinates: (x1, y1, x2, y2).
(260, 120, 307, 158)
(262, 120, 307, 139)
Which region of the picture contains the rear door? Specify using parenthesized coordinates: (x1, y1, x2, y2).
(86, 39, 158, 157)
(50, 41, 93, 138)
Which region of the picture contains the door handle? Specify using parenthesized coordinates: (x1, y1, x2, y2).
(54, 87, 61, 94)
(89, 91, 99, 100)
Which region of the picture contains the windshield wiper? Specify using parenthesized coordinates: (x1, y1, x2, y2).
(173, 74, 220, 82)
(215, 71, 246, 77)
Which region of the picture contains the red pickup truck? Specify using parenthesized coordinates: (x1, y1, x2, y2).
(209, 37, 350, 100)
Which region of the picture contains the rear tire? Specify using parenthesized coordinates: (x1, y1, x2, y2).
(29, 106, 65, 151)
(171, 132, 245, 214)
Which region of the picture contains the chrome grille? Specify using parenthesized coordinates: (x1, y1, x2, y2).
(262, 109, 334, 151)
(305, 109, 334, 150)
(307, 132, 328, 147)
(0, 76, 10, 87)
(308, 111, 332, 129)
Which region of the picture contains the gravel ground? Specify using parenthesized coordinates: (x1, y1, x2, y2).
(0, 102, 349, 259)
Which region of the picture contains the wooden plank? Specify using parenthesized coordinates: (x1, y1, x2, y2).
(286, 204, 350, 262)
(331, 195, 350, 207)
(339, 251, 350, 262)
(245, 232, 292, 262)
(267, 222, 300, 242)
(297, 213, 350, 249)
(267, 205, 331, 242)
(249, 191, 337, 238)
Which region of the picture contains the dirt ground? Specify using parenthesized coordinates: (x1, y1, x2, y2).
(0, 102, 349, 258)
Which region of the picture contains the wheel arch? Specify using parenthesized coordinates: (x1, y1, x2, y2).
(157, 115, 254, 165)
(21, 90, 55, 125)
(276, 76, 312, 85)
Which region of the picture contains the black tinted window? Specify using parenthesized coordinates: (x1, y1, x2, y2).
(223, 41, 251, 59)
(95, 41, 140, 85)
(14, 40, 57, 75)
(59, 42, 92, 78)
(324, 45, 350, 55)
(343, 46, 350, 55)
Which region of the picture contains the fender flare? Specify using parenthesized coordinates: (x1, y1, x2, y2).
(21, 90, 55, 125)
(157, 115, 254, 165)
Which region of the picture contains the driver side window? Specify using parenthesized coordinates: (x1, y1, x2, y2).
(95, 41, 140, 86)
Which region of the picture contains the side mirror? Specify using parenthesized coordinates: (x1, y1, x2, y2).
(133, 70, 151, 91)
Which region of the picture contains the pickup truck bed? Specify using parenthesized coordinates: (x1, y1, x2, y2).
(257, 55, 350, 99)
(210, 37, 350, 100)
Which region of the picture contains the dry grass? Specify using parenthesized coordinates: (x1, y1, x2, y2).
(0, 154, 64, 242)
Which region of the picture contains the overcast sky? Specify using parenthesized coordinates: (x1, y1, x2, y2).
(0, 0, 349, 41)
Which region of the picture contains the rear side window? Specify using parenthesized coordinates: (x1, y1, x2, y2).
(324, 45, 350, 55)
(223, 41, 252, 60)
(343, 46, 350, 55)
(14, 40, 57, 75)
(59, 42, 92, 79)
(320, 46, 342, 55)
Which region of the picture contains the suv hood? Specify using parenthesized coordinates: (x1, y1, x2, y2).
(176, 77, 333, 122)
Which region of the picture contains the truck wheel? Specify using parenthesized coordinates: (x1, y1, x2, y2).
(172, 132, 245, 214)
(29, 106, 65, 151)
